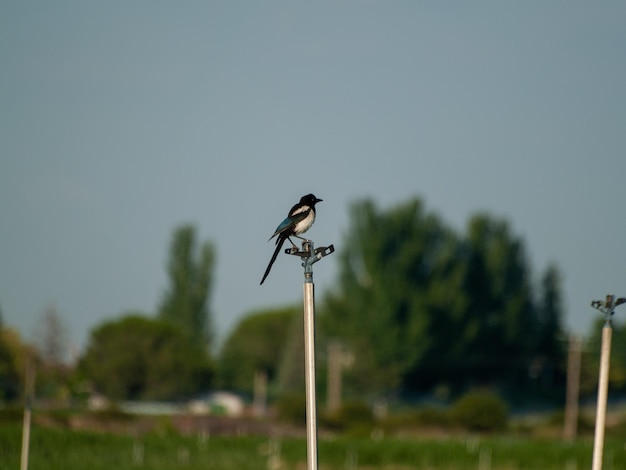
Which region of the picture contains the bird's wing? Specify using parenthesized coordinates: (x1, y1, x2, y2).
(268, 209, 310, 241)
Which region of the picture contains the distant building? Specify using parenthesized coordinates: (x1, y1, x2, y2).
(188, 391, 245, 416)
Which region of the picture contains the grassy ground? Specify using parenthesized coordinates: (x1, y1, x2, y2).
(1, 422, 624, 470)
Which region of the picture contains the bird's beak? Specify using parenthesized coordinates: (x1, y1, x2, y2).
(316, 198, 323, 203)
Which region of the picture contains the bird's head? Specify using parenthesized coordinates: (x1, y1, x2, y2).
(301, 193, 323, 206)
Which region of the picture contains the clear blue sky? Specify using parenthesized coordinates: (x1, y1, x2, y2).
(2, 2, 625, 354)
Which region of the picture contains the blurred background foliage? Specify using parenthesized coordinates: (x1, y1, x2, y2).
(1, 195, 623, 415)
(322, 198, 564, 402)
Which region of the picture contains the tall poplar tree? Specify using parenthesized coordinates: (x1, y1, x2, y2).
(460, 214, 537, 385)
(158, 224, 215, 351)
(535, 264, 565, 373)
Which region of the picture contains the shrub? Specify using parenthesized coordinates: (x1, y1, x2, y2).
(336, 401, 374, 426)
(321, 401, 374, 435)
(452, 389, 508, 431)
(381, 406, 452, 434)
(546, 409, 595, 434)
(0, 407, 23, 424)
(275, 394, 306, 425)
(416, 406, 452, 427)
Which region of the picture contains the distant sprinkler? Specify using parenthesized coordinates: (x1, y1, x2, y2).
(590, 294, 626, 320)
(590, 294, 626, 470)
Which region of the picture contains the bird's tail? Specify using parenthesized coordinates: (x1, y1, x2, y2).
(260, 236, 286, 285)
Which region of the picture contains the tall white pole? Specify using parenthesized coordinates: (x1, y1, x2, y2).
(303, 277, 318, 470)
(287, 239, 333, 470)
(20, 400, 32, 470)
(20, 358, 35, 470)
(592, 323, 612, 470)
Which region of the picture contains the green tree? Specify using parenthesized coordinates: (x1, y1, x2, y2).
(0, 306, 20, 402)
(0, 320, 34, 403)
(322, 197, 563, 397)
(459, 214, 538, 386)
(158, 224, 215, 351)
(34, 305, 72, 403)
(323, 198, 464, 394)
(219, 306, 298, 393)
(79, 313, 212, 400)
(534, 264, 565, 380)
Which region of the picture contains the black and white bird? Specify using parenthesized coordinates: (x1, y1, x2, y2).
(260, 193, 323, 285)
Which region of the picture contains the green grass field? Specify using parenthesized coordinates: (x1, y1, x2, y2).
(1, 423, 624, 470)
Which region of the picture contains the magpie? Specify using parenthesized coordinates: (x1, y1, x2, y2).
(260, 193, 323, 285)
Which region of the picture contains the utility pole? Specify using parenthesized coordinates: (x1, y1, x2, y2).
(326, 341, 354, 414)
(253, 369, 268, 417)
(563, 335, 581, 441)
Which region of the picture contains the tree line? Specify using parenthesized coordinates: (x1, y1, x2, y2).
(322, 198, 564, 399)
(0, 196, 620, 405)
(223, 198, 569, 404)
(80, 224, 215, 400)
